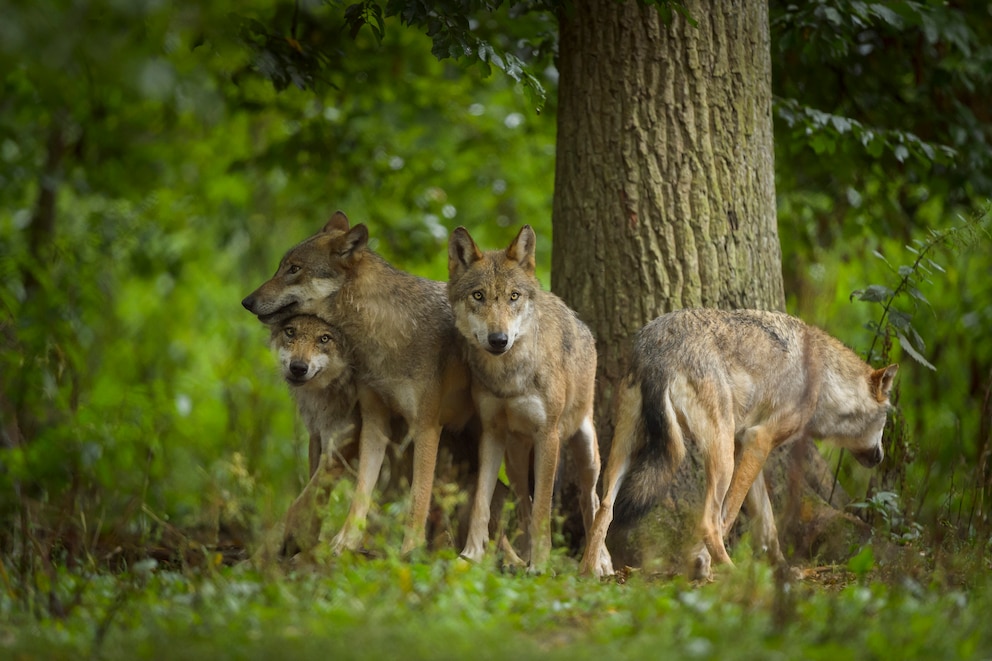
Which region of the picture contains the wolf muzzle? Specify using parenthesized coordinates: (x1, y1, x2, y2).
(852, 445, 883, 468)
(486, 332, 509, 354)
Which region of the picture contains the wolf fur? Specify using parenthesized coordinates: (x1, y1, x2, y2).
(448, 225, 603, 571)
(267, 313, 363, 555)
(243, 212, 479, 556)
(579, 308, 898, 580)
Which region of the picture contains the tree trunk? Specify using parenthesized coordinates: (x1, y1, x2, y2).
(551, 0, 842, 565)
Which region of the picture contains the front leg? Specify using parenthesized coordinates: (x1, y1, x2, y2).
(460, 429, 506, 562)
(401, 420, 443, 555)
(330, 388, 390, 554)
(528, 428, 561, 572)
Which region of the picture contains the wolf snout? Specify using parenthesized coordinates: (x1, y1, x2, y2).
(486, 332, 509, 354)
(288, 360, 310, 380)
(241, 294, 257, 312)
(853, 445, 883, 468)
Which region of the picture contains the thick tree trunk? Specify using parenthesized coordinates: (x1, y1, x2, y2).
(551, 0, 843, 566)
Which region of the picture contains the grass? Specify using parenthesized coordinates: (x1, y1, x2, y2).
(3, 542, 991, 661)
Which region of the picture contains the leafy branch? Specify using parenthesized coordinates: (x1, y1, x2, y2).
(850, 205, 991, 370)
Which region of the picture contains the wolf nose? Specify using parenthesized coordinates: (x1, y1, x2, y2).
(241, 295, 255, 311)
(289, 360, 309, 378)
(488, 333, 508, 351)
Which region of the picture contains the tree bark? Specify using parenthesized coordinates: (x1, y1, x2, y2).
(550, 1, 847, 563)
(553, 0, 784, 428)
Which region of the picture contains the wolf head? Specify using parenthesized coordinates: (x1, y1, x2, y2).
(447, 225, 539, 356)
(242, 211, 369, 323)
(269, 314, 349, 389)
(827, 363, 899, 468)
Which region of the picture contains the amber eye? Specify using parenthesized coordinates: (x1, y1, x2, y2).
(319, 334, 331, 344)
(283, 327, 295, 337)
(509, 291, 520, 301)
(288, 265, 301, 274)
(472, 291, 484, 301)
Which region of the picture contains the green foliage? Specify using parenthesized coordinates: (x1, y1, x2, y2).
(1, 555, 991, 659)
(850, 208, 991, 371)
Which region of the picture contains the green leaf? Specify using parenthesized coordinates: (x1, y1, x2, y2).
(895, 329, 936, 371)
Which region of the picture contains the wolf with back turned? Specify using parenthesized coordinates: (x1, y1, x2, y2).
(447, 225, 603, 571)
(579, 308, 898, 580)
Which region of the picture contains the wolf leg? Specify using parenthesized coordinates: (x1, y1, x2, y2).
(579, 384, 641, 578)
(460, 430, 506, 562)
(504, 440, 532, 560)
(329, 394, 390, 554)
(528, 428, 561, 572)
(568, 416, 601, 536)
(692, 427, 735, 580)
(721, 425, 776, 538)
(401, 420, 443, 556)
(741, 470, 785, 566)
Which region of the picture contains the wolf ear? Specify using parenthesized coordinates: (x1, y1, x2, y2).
(506, 225, 536, 275)
(336, 223, 369, 259)
(448, 227, 483, 279)
(870, 364, 899, 402)
(323, 211, 350, 234)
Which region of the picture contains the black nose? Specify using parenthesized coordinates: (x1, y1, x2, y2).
(241, 295, 255, 311)
(488, 333, 508, 351)
(853, 445, 883, 468)
(289, 360, 309, 378)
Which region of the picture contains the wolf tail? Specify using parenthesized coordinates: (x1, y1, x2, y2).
(612, 373, 686, 527)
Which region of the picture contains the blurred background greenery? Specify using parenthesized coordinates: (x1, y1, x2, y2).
(0, 0, 989, 562)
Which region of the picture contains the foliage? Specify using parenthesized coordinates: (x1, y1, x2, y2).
(0, 0, 990, 650)
(1, 550, 991, 659)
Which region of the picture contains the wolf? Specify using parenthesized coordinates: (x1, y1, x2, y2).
(579, 308, 898, 580)
(267, 313, 362, 555)
(269, 313, 359, 480)
(447, 225, 603, 571)
(243, 212, 479, 556)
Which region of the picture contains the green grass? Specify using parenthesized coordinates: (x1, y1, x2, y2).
(3, 547, 991, 661)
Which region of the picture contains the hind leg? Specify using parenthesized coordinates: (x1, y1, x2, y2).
(741, 470, 785, 567)
(567, 415, 601, 540)
(690, 423, 736, 581)
(580, 382, 641, 578)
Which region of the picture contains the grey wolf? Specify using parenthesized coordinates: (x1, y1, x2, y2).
(269, 313, 358, 480)
(448, 225, 602, 571)
(579, 308, 898, 580)
(267, 313, 362, 556)
(243, 212, 478, 556)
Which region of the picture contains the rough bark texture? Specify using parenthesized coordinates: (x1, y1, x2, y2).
(550, 1, 845, 565)
(553, 0, 784, 424)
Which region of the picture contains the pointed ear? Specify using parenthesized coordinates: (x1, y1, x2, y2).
(448, 227, 483, 280)
(870, 364, 899, 402)
(505, 225, 536, 275)
(323, 211, 350, 234)
(337, 223, 368, 259)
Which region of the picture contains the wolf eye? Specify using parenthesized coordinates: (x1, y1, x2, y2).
(509, 291, 520, 301)
(472, 291, 484, 301)
(288, 265, 301, 275)
(283, 327, 295, 337)
(319, 334, 331, 344)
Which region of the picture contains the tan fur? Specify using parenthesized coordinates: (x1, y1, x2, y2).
(579, 308, 898, 580)
(244, 213, 477, 556)
(266, 314, 362, 555)
(448, 225, 603, 571)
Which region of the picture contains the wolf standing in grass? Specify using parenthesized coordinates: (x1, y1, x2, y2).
(579, 308, 898, 581)
(243, 213, 476, 556)
(448, 225, 603, 571)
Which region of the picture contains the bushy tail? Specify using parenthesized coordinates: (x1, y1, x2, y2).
(612, 375, 686, 527)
